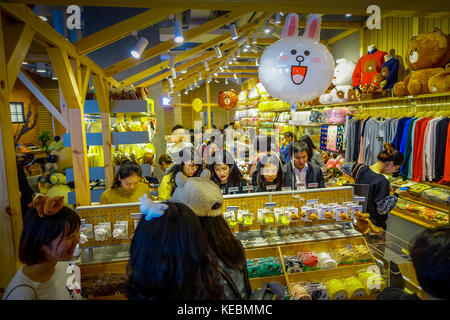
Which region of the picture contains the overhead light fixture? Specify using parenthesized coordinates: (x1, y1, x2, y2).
(184, 89, 188, 95)
(233, 73, 238, 80)
(252, 34, 257, 44)
(214, 79, 219, 84)
(237, 48, 241, 57)
(194, 79, 198, 87)
(345, 13, 352, 17)
(214, 46, 222, 58)
(219, 66, 224, 72)
(243, 47, 248, 52)
(174, 19, 184, 43)
(229, 59, 233, 64)
(275, 12, 282, 24)
(237, 38, 246, 46)
(36, 62, 46, 73)
(51, 70, 58, 80)
(264, 20, 271, 34)
(39, 15, 48, 22)
(230, 23, 238, 40)
(22, 61, 28, 65)
(225, 79, 229, 85)
(255, 59, 259, 66)
(181, 69, 187, 74)
(208, 76, 212, 83)
(168, 53, 176, 68)
(170, 67, 177, 79)
(131, 37, 149, 59)
(198, 72, 202, 80)
(168, 77, 174, 88)
(214, 72, 218, 77)
(204, 61, 209, 71)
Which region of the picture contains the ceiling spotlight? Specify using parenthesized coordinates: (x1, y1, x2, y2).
(225, 79, 229, 85)
(252, 34, 257, 45)
(264, 20, 271, 34)
(51, 70, 58, 80)
(22, 61, 29, 65)
(131, 37, 149, 59)
(219, 66, 224, 72)
(181, 69, 187, 74)
(233, 73, 238, 80)
(184, 89, 188, 95)
(255, 59, 259, 66)
(174, 19, 184, 43)
(229, 59, 233, 64)
(275, 12, 282, 24)
(170, 67, 177, 79)
(214, 72, 218, 77)
(168, 77, 174, 88)
(208, 76, 212, 83)
(39, 15, 48, 22)
(214, 79, 219, 84)
(345, 13, 352, 17)
(36, 62, 47, 73)
(237, 38, 246, 46)
(204, 61, 209, 71)
(230, 23, 238, 40)
(198, 72, 202, 80)
(214, 46, 222, 58)
(243, 47, 248, 52)
(237, 48, 241, 57)
(194, 79, 198, 87)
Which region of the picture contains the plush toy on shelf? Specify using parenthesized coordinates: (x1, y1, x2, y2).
(319, 58, 356, 104)
(394, 28, 450, 96)
(353, 211, 383, 235)
(352, 44, 387, 96)
(428, 63, 450, 93)
(361, 73, 389, 100)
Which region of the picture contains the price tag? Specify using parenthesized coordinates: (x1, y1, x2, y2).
(264, 202, 277, 208)
(228, 187, 239, 193)
(282, 186, 292, 192)
(226, 206, 239, 212)
(267, 184, 277, 191)
(243, 185, 253, 192)
(296, 183, 305, 190)
(308, 183, 319, 188)
(307, 199, 319, 205)
(353, 196, 366, 202)
(324, 182, 333, 187)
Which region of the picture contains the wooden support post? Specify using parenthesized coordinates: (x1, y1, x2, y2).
(91, 73, 113, 189)
(0, 12, 24, 291)
(206, 80, 212, 130)
(47, 46, 90, 206)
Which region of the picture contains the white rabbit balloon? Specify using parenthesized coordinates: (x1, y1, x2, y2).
(258, 13, 334, 103)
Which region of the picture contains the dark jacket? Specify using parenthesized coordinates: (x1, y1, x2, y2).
(282, 161, 325, 190)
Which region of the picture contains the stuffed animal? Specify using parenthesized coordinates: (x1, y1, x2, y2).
(394, 28, 450, 96)
(319, 58, 356, 104)
(361, 73, 388, 99)
(218, 90, 238, 110)
(353, 211, 383, 235)
(170, 170, 223, 217)
(136, 87, 148, 100)
(428, 63, 450, 93)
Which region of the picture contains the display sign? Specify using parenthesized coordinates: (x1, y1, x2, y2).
(160, 95, 173, 106)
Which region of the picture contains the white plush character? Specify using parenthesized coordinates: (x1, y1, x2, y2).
(258, 13, 334, 103)
(319, 58, 355, 104)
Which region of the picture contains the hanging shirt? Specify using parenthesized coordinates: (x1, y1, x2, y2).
(352, 119, 361, 162)
(408, 119, 419, 180)
(358, 117, 371, 163)
(362, 118, 389, 165)
(422, 117, 441, 181)
(438, 121, 450, 184)
(435, 118, 450, 181)
(413, 117, 432, 182)
(320, 124, 328, 151)
(425, 117, 443, 181)
(391, 117, 409, 150)
(401, 118, 417, 179)
(381, 58, 399, 89)
(326, 125, 338, 151)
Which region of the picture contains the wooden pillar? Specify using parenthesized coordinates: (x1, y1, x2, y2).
(91, 73, 113, 189)
(0, 12, 30, 290)
(48, 47, 91, 206)
(206, 81, 212, 129)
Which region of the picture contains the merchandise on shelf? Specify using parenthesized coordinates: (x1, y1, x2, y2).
(319, 58, 356, 105)
(246, 257, 283, 278)
(395, 198, 448, 225)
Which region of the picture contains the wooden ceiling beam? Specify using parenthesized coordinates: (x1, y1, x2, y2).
(75, 8, 185, 55)
(105, 10, 248, 77)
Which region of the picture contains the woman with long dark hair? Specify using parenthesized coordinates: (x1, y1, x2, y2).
(255, 153, 284, 192)
(207, 150, 247, 194)
(158, 147, 203, 200)
(100, 160, 150, 204)
(299, 135, 327, 176)
(126, 201, 223, 300)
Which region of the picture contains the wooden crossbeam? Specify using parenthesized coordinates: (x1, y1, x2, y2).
(105, 10, 248, 77)
(238, 52, 261, 58)
(80, 65, 91, 106)
(17, 70, 70, 130)
(126, 12, 270, 86)
(221, 68, 258, 73)
(75, 8, 185, 55)
(0, 3, 119, 87)
(4, 23, 35, 92)
(269, 20, 363, 30)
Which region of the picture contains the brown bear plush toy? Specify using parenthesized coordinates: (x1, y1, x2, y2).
(394, 28, 450, 96)
(428, 63, 450, 93)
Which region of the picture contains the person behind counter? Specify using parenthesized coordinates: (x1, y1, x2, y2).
(282, 141, 325, 190)
(207, 149, 248, 194)
(126, 201, 223, 300)
(158, 147, 203, 201)
(341, 143, 404, 230)
(255, 153, 284, 192)
(157, 154, 173, 174)
(99, 160, 150, 204)
(299, 135, 327, 177)
(3, 196, 82, 300)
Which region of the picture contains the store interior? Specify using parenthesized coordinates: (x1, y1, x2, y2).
(0, 1, 449, 301)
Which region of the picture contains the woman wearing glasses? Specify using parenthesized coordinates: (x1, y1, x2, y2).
(158, 147, 203, 200)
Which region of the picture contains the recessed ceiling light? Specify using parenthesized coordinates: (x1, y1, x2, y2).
(345, 13, 352, 17)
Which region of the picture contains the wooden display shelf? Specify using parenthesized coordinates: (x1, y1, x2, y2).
(391, 209, 441, 229)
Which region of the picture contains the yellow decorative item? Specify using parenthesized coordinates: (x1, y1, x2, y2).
(46, 184, 72, 207)
(49, 173, 66, 185)
(325, 279, 347, 300)
(243, 216, 254, 227)
(358, 272, 386, 293)
(280, 215, 290, 226)
(192, 98, 203, 112)
(344, 277, 367, 298)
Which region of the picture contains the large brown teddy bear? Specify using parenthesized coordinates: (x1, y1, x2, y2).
(394, 28, 450, 96)
(428, 63, 450, 93)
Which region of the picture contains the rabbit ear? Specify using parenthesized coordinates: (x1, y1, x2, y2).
(281, 13, 299, 38)
(304, 14, 322, 42)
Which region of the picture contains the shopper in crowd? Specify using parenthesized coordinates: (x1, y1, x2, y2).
(207, 149, 248, 194)
(255, 152, 284, 192)
(280, 131, 294, 163)
(282, 141, 325, 190)
(126, 201, 223, 300)
(341, 143, 404, 230)
(100, 160, 150, 204)
(157, 154, 173, 174)
(377, 225, 450, 300)
(158, 147, 203, 200)
(3, 196, 82, 300)
(299, 135, 327, 177)
(249, 135, 277, 185)
(189, 128, 195, 144)
(166, 125, 193, 157)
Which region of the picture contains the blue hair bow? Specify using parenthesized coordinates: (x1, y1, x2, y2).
(139, 194, 168, 221)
